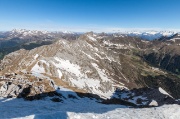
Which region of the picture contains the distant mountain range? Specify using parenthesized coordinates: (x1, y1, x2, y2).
(119, 30, 177, 40)
(0, 29, 179, 40)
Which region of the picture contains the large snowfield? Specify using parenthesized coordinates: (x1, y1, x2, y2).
(0, 97, 179, 119)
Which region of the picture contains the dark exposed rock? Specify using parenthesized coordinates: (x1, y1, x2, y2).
(111, 87, 179, 107)
(18, 85, 32, 98)
(51, 97, 63, 102)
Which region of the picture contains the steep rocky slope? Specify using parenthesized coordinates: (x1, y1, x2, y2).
(0, 32, 179, 107)
(142, 33, 180, 75)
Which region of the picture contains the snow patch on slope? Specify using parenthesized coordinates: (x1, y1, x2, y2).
(57, 69, 62, 78)
(34, 54, 39, 59)
(87, 35, 96, 41)
(103, 40, 128, 49)
(170, 38, 180, 42)
(81, 51, 98, 62)
(31, 61, 45, 74)
(70, 77, 113, 99)
(159, 87, 173, 98)
(53, 57, 82, 77)
(70, 78, 100, 90)
(91, 63, 110, 82)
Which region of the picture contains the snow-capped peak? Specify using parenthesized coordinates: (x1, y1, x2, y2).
(62, 30, 74, 34)
(118, 30, 177, 40)
(10, 29, 51, 37)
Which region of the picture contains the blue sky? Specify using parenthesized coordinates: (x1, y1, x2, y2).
(0, 0, 180, 32)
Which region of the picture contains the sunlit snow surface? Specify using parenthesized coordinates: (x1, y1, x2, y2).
(0, 97, 179, 119)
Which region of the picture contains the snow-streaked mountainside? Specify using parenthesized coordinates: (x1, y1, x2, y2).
(0, 30, 180, 119)
(1, 32, 180, 97)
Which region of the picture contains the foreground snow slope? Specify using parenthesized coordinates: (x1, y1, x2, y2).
(0, 97, 179, 119)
